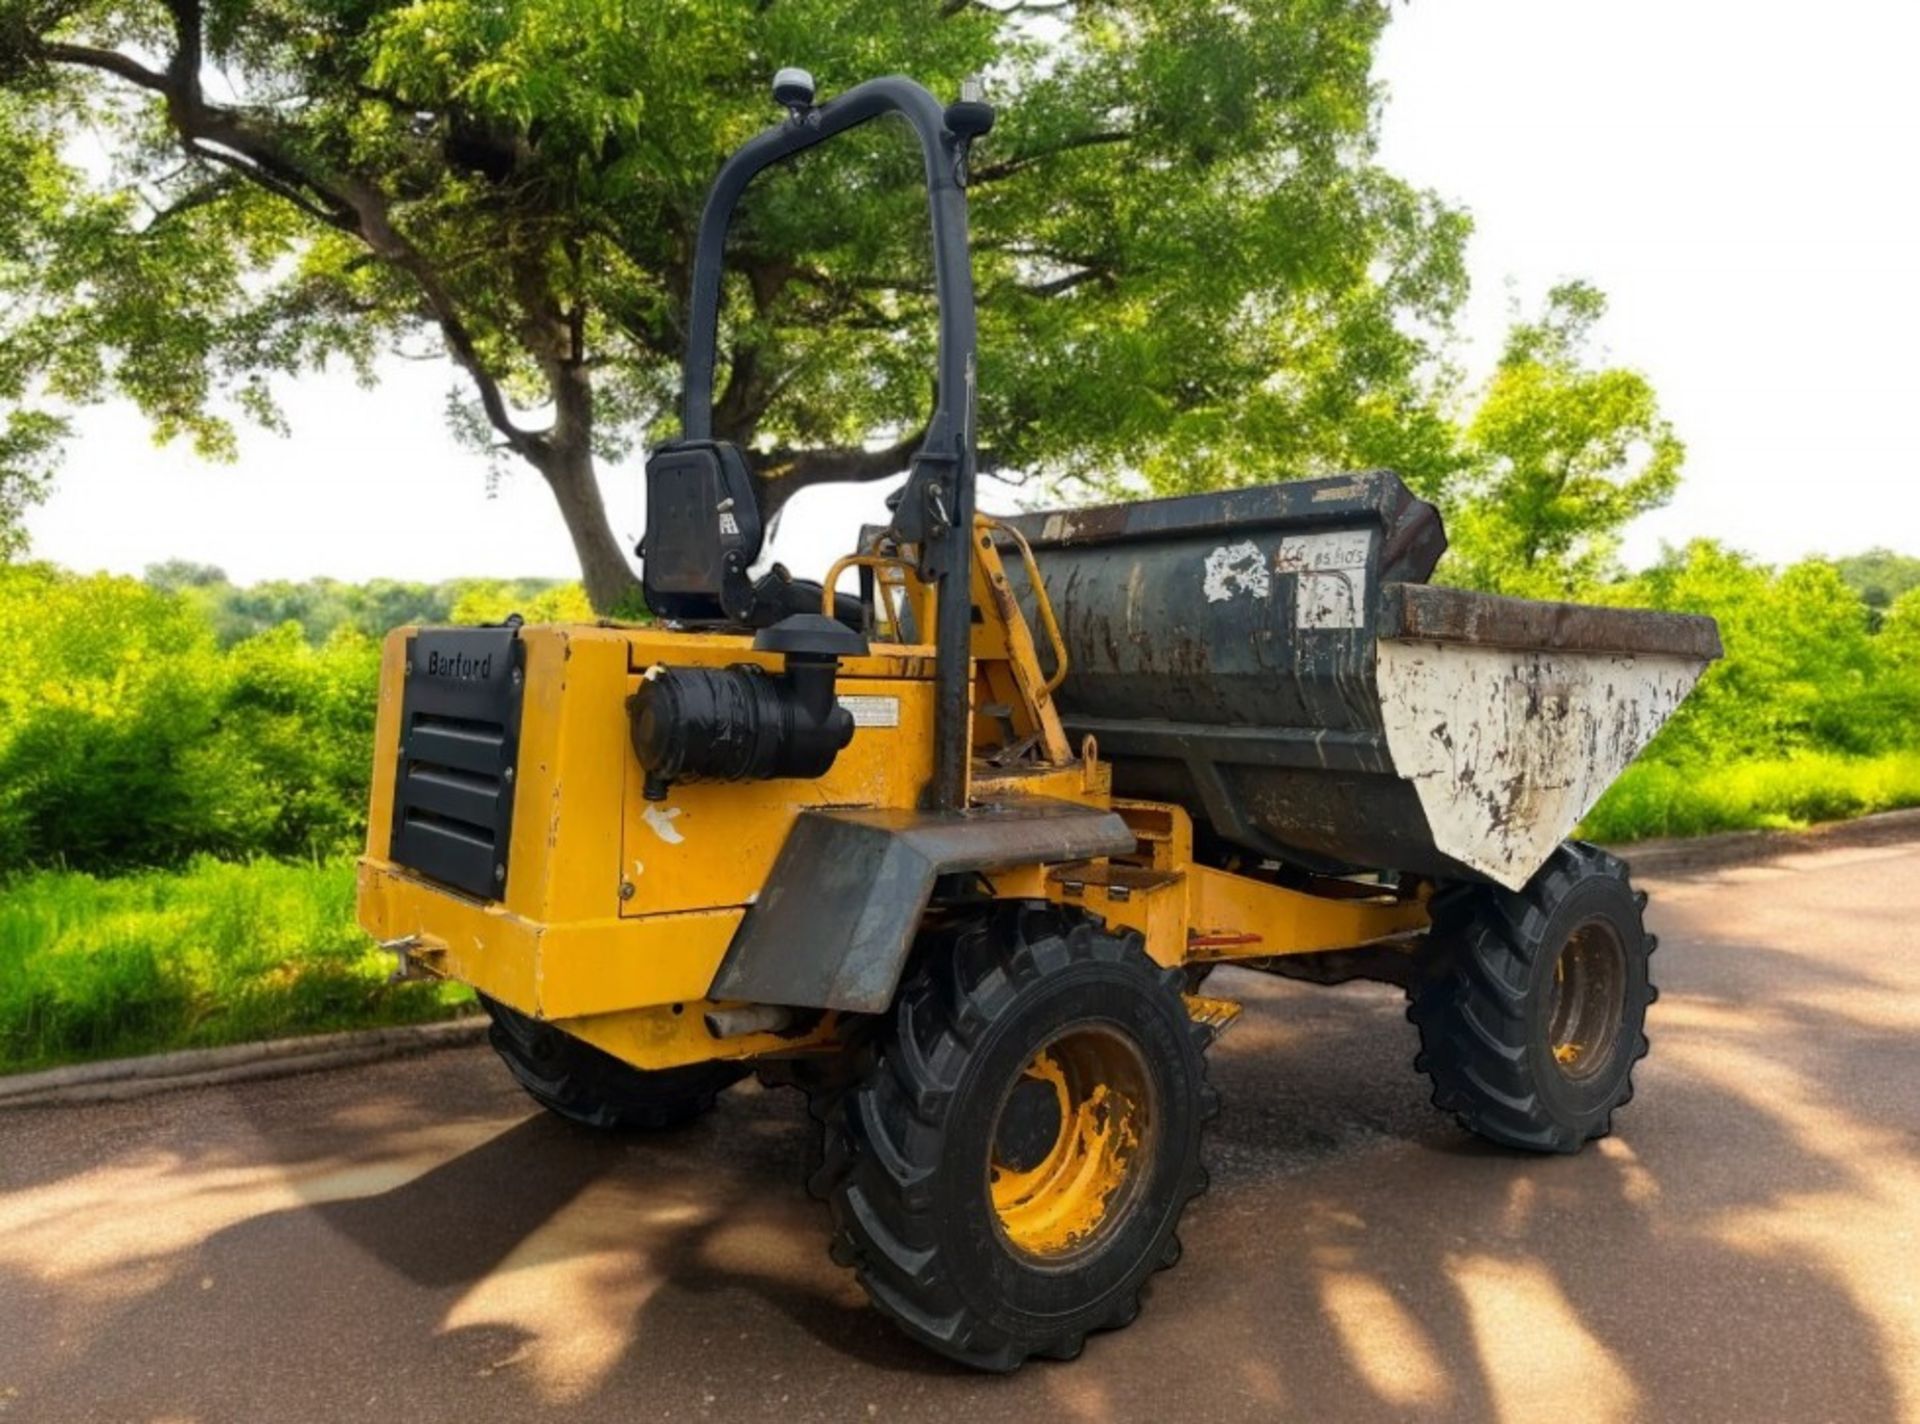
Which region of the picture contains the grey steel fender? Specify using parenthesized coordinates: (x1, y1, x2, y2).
(709, 799, 1136, 1013)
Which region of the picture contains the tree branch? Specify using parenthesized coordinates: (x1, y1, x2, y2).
(29, 1, 641, 605)
(381, 212, 543, 457)
(941, 0, 1076, 16)
(38, 42, 170, 92)
(752, 426, 927, 520)
(1019, 266, 1111, 298)
(788, 262, 937, 297)
(36, 2, 544, 459)
(141, 171, 238, 230)
(970, 129, 1133, 185)
(183, 140, 354, 230)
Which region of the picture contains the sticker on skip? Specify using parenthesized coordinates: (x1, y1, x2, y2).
(1202, 541, 1270, 603)
(1276, 529, 1372, 630)
(838, 695, 901, 729)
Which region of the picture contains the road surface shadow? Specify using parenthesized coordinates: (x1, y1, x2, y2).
(1, 874, 1914, 1421)
(304, 1096, 966, 1375)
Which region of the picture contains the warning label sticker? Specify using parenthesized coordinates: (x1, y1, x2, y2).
(838, 694, 901, 729)
(1276, 529, 1372, 630)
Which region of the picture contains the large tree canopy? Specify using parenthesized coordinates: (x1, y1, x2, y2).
(0, 0, 1470, 608)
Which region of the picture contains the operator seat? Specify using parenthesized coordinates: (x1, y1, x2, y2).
(640, 439, 860, 629)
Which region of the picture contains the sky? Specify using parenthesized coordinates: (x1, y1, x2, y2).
(24, 0, 1920, 586)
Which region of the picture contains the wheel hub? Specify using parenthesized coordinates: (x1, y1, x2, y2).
(988, 1024, 1156, 1262)
(1547, 919, 1629, 1081)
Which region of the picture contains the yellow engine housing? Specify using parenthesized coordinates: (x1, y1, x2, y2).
(358, 622, 947, 1067)
(358, 538, 1432, 1073)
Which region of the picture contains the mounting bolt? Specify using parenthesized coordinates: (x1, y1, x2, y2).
(619, 880, 636, 901)
(493, 863, 506, 884)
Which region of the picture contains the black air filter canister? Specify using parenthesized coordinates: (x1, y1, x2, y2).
(627, 661, 854, 800)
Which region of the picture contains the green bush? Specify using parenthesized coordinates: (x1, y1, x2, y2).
(0, 565, 606, 876)
(0, 564, 380, 871)
(1572, 542, 1920, 840)
(1581, 750, 1920, 842)
(1595, 541, 1920, 759)
(449, 578, 595, 624)
(0, 857, 468, 1071)
(1883, 588, 1920, 664)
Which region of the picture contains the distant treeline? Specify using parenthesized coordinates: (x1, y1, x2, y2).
(140, 560, 593, 647)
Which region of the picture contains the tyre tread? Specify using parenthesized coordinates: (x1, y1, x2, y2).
(1407, 842, 1656, 1154)
(481, 996, 744, 1131)
(819, 904, 1212, 1371)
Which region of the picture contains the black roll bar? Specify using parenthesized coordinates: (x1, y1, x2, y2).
(677, 75, 985, 813)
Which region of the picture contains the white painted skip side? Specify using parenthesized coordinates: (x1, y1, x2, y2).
(1376, 640, 1708, 889)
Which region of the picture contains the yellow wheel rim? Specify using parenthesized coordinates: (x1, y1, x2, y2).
(988, 1024, 1156, 1262)
(1548, 919, 1628, 1081)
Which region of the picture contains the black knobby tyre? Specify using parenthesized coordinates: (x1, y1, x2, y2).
(1408, 842, 1657, 1153)
(481, 995, 746, 1131)
(814, 903, 1217, 1372)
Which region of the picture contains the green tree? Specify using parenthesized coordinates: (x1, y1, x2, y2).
(1881, 587, 1920, 666)
(1600, 541, 1898, 762)
(143, 559, 229, 592)
(1441, 282, 1682, 597)
(0, 409, 61, 560)
(0, 0, 1465, 607)
(1834, 548, 1920, 626)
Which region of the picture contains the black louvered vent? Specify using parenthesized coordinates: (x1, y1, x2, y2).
(389, 626, 526, 900)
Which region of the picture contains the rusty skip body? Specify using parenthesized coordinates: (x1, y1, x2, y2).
(1000, 472, 1721, 890)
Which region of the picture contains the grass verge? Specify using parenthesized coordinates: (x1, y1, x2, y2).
(0, 856, 470, 1074)
(8, 751, 1918, 1074)
(1582, 750, 1920, 843)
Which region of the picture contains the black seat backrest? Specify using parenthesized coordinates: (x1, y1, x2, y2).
(640, 440, 764, 621)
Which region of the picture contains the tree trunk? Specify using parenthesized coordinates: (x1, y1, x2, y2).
(539, 442, 641, 614)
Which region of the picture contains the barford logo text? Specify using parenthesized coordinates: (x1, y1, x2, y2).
(425, 650, 493, 681)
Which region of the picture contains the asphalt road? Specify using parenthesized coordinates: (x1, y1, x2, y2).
(3, 835, 1917, 1423)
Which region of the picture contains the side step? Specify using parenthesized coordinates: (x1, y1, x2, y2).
(1183, 993, 1243, 1042)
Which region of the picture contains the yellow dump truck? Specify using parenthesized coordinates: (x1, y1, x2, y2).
(358, 71, 1721, 1371)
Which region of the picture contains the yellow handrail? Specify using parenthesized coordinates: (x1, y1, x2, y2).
(821, 552, 916, 640)
(978, 516, 1070, 695)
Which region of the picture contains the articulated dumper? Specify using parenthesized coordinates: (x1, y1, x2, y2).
(358, 71, 1722, 1371)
